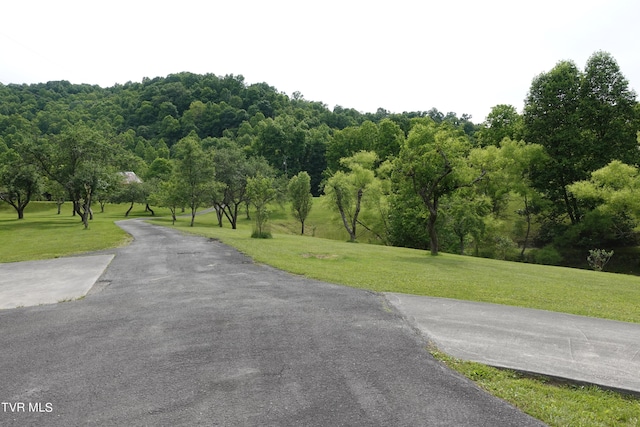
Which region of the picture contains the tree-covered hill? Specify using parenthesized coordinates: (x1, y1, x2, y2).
(0, 72, 476, 196)
(2, 52, 639, 272)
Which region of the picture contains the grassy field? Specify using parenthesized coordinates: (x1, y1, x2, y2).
(3, 201, 640, 426)
(155, 203, 640, 324)
(0, 202, 163, 262)
(431, 349, 640, 426)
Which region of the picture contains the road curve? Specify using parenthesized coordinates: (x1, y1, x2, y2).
(0, 220, 544, 426)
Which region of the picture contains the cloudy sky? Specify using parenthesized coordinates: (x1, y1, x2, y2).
(1, 0, 638, 122)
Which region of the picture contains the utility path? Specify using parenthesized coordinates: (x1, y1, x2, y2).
(385, 293, 640, 395)
(0, 220, 543, 426)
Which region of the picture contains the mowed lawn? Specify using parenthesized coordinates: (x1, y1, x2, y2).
(3, 201, 640, 324)
(156, 206, 640, 325)
(0, 202, 150, 262)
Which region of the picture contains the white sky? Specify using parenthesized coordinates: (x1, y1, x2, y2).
(1, 0, 639, 123)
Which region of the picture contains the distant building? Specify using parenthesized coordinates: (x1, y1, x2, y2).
(119, 171, 142, 184)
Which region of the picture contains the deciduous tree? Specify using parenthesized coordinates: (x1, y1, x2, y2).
(0, 148, 41, 219)
(324, 151, 381, 242)
(246, 174, 276, 238)
(394, 121, 485, 255)
(173, 133, 215, 226)
(524, 60, 583, 225)
(579, 51, 639, 168)
(288, 171, 313, 234)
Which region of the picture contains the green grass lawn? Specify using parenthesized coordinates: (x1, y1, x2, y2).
(0, 202, 166, 262)
(157, 204, 640, 324)
(431, 349, 640, 427)
(3, 200, 640, 426)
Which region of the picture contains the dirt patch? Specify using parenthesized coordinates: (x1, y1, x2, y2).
(301, 253, 339, 260)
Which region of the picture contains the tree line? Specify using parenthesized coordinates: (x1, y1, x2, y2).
(1, 51, 639, 270)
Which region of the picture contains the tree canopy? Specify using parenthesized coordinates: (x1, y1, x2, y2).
(1, 52, 639, 271)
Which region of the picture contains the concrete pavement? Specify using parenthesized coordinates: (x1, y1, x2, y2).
(0, 255, 114, 309)
(385, 293, 640, 395)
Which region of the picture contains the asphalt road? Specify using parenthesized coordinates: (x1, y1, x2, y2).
(0, 220, 544, 426)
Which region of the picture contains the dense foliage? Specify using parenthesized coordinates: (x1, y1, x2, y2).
(1, 51, 639, 271)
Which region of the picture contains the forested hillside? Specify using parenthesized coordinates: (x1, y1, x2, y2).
(1, 51, 639, 272)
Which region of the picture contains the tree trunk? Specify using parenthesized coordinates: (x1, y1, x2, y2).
(349, 189, 363, 241)
(301, 220, 305, 235)
(145, 203, 155, 216)
(520, 195, 532, 259)
(427, 210, 439, 256)
(221, 205, 235, 229)
(125, 201, 134, 217)
(335, 196, 356, 242)
(231, 203, 240, 229)
(215, 205, 223, 227)
(338, 206, 356, 242)
(190, 206, 197, 227)
(426, 194, 440, 256)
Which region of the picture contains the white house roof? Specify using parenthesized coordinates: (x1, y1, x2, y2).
(119, 171, 142, 184)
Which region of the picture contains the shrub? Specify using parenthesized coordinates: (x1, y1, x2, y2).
(587, 249, 614, 271)
(528, 245, 563, 266)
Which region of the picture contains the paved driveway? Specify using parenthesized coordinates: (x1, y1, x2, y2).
(0, 220, 544, 426)
(385, 293, 640, 395)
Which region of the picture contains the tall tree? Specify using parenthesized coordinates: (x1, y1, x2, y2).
(440, 189, 491, 255)
(469, 138, 548, 255)
(173, 133, 215, 227)
(246, 174, 276, 238)
(28, 123, 118, 228)
(0, 148, 41, 219)
(568, 160, 640, 244)
(524, 60, 583, 224)
(476, 104, 524, 147)
(211, 144, 247, 229)
(288, 171, 313, 234)
(394, 121, 485, 255)
(374, 119, 404, 160)
(579, 51, 639, 168)
(212, 143, 273, 229)
(324, 151, 381, 242)
(524, 52, 639, 228)
(149, 176, 186, 225)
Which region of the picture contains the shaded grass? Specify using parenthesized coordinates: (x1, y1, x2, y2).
(0, 202, 166, 263)
(269, 196, 382, 243)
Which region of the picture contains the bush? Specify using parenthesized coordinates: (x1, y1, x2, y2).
(527, 245, 563, 266)
(495, 236, 518, 260)
(587, 248, 614, 271)
(251, 229, 272, 239)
